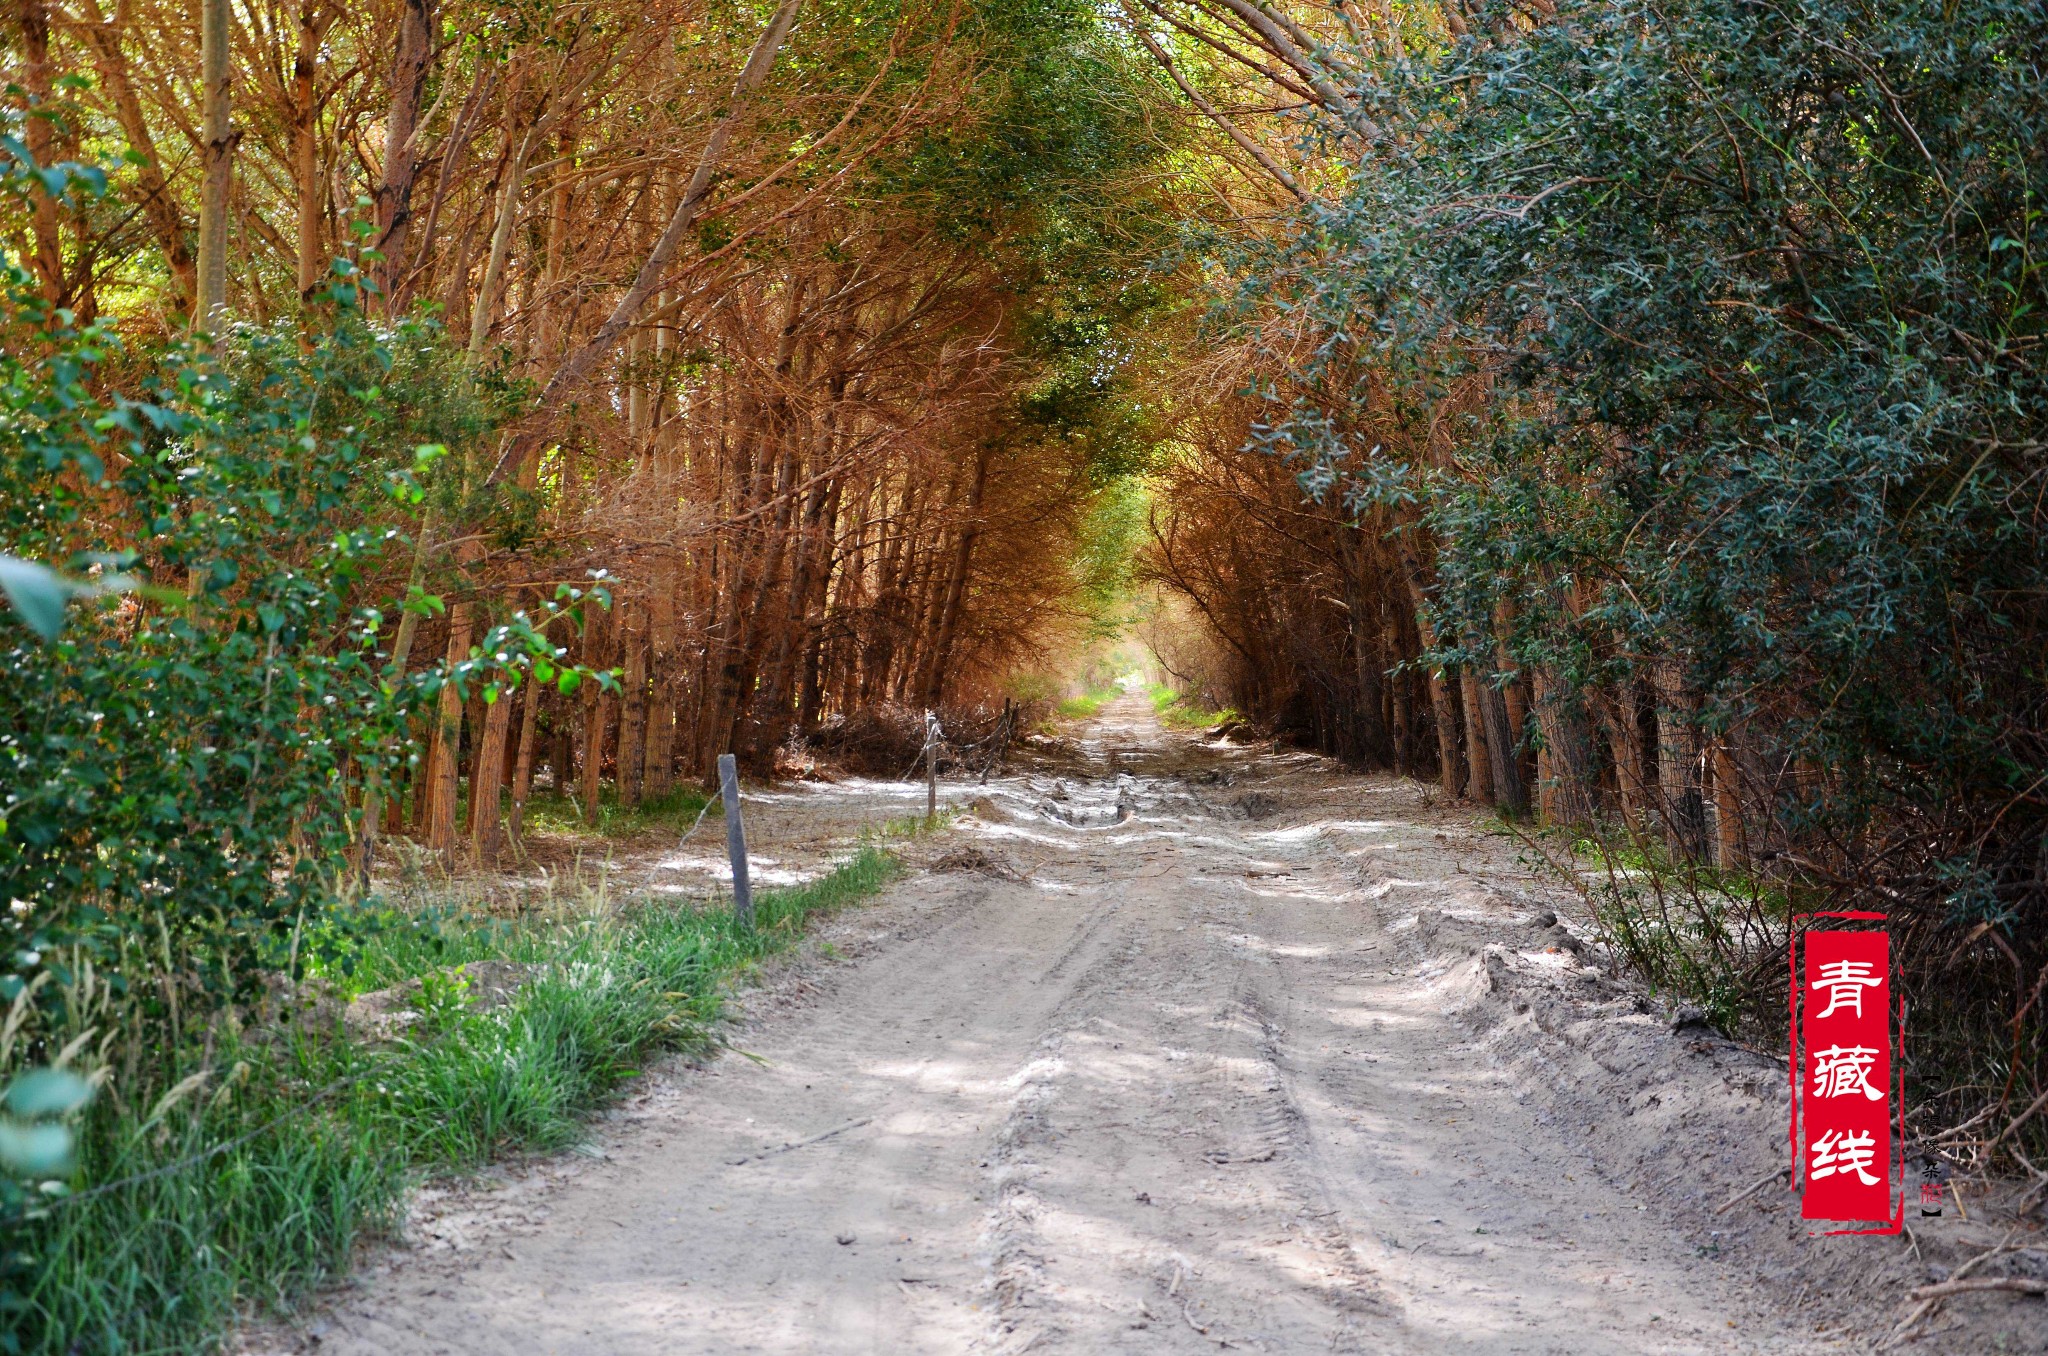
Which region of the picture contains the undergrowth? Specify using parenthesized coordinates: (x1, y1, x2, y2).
(515, 784, 716, 840)
(1514, 817, 2048, 1168)
(1147, 683, 1233, 731)
(10, 845, 900, 1355)
(1054, 686, 1118, 720)
(1542, 826, 1792, 1042)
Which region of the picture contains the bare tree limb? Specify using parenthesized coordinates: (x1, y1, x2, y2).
(1130, 19, 1314, 204)
(485, 0, 803, 485)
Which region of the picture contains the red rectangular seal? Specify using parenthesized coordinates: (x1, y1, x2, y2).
(1798, 929, 1891, 1222)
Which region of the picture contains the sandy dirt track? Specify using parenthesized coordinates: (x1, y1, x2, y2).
(278, 697, 1869, 1355)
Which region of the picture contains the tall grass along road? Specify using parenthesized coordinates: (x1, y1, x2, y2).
(12, 848, 900, 1355)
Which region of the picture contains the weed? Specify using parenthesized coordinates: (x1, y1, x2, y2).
(1510, 820, 1793, 1042)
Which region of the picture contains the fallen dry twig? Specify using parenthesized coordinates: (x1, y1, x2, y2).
(1907, 1276, 2047, 1301)
(1883, 1227, 2022, 1348)
(725, 1116, 872, 1166)
(1714, 1165, 1791, 1214)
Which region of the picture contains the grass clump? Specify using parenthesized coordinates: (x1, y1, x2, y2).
(1147, 684, 1233, 731)
(1054, 687, 1118, 720)
(515, 783, 716, 840)
(10, 846, 901, 1355)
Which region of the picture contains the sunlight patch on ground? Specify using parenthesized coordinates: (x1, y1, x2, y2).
(1361, 877, 1449, 899)
(964, 822, 1077, 849)
(1249, 819, 1405, 843)
(648, 850, 835, 887)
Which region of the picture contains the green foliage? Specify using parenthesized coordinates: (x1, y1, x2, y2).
(1278, 0, 2047, 832)
(1238, 0, 2047, 1120)
(1147, 683, 1231, 731)
(1055, 687, 1116, 720)
(1071, 477, 1149, 637)
(0, 134, 617, 1342)
(903, 0, 1185, 487)
(0, 144, 594, 1021)
(0, 300, 558, 1010)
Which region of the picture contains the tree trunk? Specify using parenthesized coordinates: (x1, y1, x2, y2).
(384, 750, 408, 834)
(1464, 632, 1525, 814)
(1597, 678, 1654, 827)
(292, 4, 334, 298)
(374, 0, 435, 303)
(1341, 530, 1391, 766)
(17, 1, 68, 309)
(643, 573, 679, 798)
(643, 675, 676, 799)
(922, 446, 989, 708)
(1711, 740, 1746, 869)
(1478, 678, 1526, 815)
(411, 711, 435, 833)
(1652, 660, 1706, 859)
(469, 671, 515, 863)
(617, 604, 649, 806)
(426, 602, 475, 861)
(508, 669, 543, 842)
(1397, 544, 1464, 797)
(194, 0, 233, 327)
(1459, 667, 1493, 803)
(1389, 638, 1414, 778)
(580, 605, 612, 816)
(1431, 666, 1465, 797)
(1532, 667, 1597, 824)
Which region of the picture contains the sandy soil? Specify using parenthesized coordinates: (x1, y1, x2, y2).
(252, 696, 2045, 1355)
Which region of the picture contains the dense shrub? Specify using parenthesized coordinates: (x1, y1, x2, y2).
(0, 142, 591, 1025)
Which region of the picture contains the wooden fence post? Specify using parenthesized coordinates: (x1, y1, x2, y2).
(924, 711, 940, 823)
(718, 752, 752, 926)
(980, 699, 1012, 784)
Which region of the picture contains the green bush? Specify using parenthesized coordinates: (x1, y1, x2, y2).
(0, 142, 593, 1015)
(1245, 0, 2048, 1132)
(0, 136, 613, 1348)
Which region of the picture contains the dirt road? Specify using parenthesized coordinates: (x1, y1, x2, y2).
(296, 697, 1849, 1355)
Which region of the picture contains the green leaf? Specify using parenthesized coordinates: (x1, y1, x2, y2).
(0, 1120, 74, 1179)
(0, 554, 77, 641)
(4, 1068, 91, 1119)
